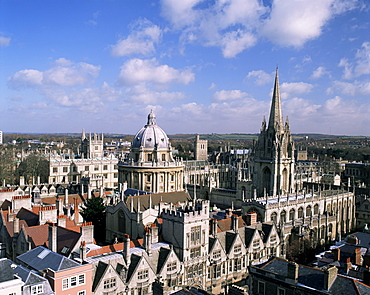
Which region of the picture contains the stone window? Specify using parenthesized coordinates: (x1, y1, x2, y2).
(138, 269, 148, 280)
(104, 278, 116, 289)
(289, 209, 295, 221)
(258, 281, 265, 295)
(31, 284, 43, 294)
(213, 250, 221, 260)
(167, 261, 177, 272)
(147, 154, 152, 161)
(103, 165, 108, 170)
(190, 247, 201, 258)
(85, 166, 89, 171)
(162, 154, 166, 161)
(63, 167, 68, 173)
(190, 226, 201, 244)
(53, 167, 58, 173)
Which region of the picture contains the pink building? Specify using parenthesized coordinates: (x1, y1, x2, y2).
(17, 246, 92, 295)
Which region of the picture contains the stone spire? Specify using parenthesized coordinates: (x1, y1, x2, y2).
(147, 110, 156, 125)
(268, 68, 283, 131)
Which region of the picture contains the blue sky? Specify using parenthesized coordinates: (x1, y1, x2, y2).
(1, 0, 369, 135)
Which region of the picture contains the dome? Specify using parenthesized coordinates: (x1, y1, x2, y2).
(131, 110, 170, 151)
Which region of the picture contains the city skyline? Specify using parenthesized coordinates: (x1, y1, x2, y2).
(1, 0, 369, 136)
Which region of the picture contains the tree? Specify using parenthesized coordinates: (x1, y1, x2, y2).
(15, 155, 49, 184)
(80, 196, 106, 244)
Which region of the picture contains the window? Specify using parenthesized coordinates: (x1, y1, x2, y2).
(190, 247, 201, 258)
(278, 288, 285, 295)
(213, 250, 221, 260)
(167, 261, 177, 272)
(104, 278, 116, 289)
(62, 274, 85, 290)
(147, 174, 151, 182)
(78, 274, 85, 285)
(147, 154, 152, 161)
(78, 291, 86, 295)
(270, 235, 277, 243)
(103, 165, 108, 170)
(253, 240, 259, 248)
(114, 173, 118, 178)
(171, 174, 175, 181)
(94, 165, 99, 171)
(53, 167, 58, 173)
(95, 146, 99, 150)
(31, 284, 43, 294)
(234, 244, 241, 254)
(63, 167, 68, 172)
(162, 154, 166, 161)
(190, 226, 201, 244)
(138, 269, 149, 280)
(85, 166, 89, 171)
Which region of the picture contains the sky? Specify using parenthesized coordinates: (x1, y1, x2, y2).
(0, 0, 369, 136)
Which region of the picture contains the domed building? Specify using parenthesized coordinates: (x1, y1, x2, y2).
(118, 110, 184, 193)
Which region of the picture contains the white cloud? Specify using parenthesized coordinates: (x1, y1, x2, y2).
(125, 84, 186, 105)
(160, 0, 361, 56)
(208, 83, 216, 90)
(281, 82, 314, 98)
(213, 90, 248, 101)
(111, 19, 162, 57)
(261, 0, 334, 47)
(311, 66, 328, 79)
(43, 60, 100, 86)
(329, 80, 370, 96)
(246, 70, 273, 85)
(339, 42, 370, 79)
(8, 69, 43, 88)
(117, 58, 195, 86)
(0, 36, 11, 47)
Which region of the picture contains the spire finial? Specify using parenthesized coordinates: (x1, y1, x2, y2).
(147, 109, 156, 125)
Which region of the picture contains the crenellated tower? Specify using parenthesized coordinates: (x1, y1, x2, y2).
(249, 69, 295, 197)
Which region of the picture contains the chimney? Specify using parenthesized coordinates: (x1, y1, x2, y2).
(64, 188, 69, 206)
(363, 267, 370, 286)
(344, 257, 352, 273)
(324, 266, 338, 290)
(287, 261, 299, 282)
(151, 224, 159, 244)
(13, 217, 19, 235)
(19, 176, 25, 186)
(211, 218, 217, 237)
(247, 212, 257, 226)
(232, 214, 238, 231)
(143, 227, 152, 256)
(80, 222, 94, 244)
(123, 234, 131, 265)
(355, 248, 362, 265)
(37, 176, 40, 185)
(80, 241, 87, 261)
(57, 215, 67, 227)
(226, 209, 232, 218)
(88, 184, 91, 199)
(332, 248, 340, 261)
(73, 197, 79, 224)
(48, 223, 57, 253)
(55, 196, 63, 216)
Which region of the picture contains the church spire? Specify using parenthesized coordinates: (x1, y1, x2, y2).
(268, 68, 283, 130)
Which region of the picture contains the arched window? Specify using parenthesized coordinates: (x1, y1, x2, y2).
(280, 210, 286, 223)
(271, 212, 278, 223)
(298, 207, 304, 219)
(263, 167, 271, 195)
(329, 223, 333, 233)
(327, 204, 331, 214)
(289, 209, 295, 221)
(314, 204, 319, 215)
(306, 205, 312, 217)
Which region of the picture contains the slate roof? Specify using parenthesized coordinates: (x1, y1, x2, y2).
(125, 191, 191, 212)
(258, 257, 370, 295)
(0, 258, 15, 282)
(17, 246, 81, 272)
(92, 261, 109, 292)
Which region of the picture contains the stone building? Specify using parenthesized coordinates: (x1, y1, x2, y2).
(118, 110, 184, 194)
(194, 135, 208, 161)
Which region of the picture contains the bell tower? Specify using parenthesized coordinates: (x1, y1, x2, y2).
(250, 69, 295, 197)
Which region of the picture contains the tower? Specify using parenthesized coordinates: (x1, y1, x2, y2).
(194, 135, 208, 161)
(249, 69, 295, 197)
(80, 129, 104, 159)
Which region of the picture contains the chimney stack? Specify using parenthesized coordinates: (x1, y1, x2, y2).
(287, 261, 299, 283)
(48, 223, 57, 253)
(123, 234, 131, 265)
(247, 212, 257, 226)
(73, 197, 79, 224)
(143, 227, 152, 256)
(324, 266, 338, 290)
(211, 218, 217, 237)
(355, 248, 362, 265)
(332, 248, 340, 261)
(80, 241, 87, 261)
(232, 214, 238, 231)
